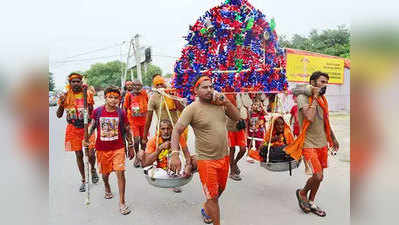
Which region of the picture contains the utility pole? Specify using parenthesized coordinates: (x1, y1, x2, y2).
(133, 34, 143, 83)
(121, 38, 133, 88)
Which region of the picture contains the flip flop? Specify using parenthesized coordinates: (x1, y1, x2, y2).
(296, 189, 311, 213)
(104, 192, 113, 199)
(120, 204, 131, 215)
(201, 208, 213, 224)
(229, 173, 242, 181)
(79, 183, 86, 192)
(91, 170, 99, 184)
(310, 204, 326, 217)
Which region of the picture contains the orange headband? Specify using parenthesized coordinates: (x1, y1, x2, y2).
(153, 75, 165, 86)
(106, 92, 120, 98)
(68, 74, 83, 81)
(194, 76, 211, 89)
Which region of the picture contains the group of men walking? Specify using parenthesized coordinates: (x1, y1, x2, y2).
(56, 71, 339, 223)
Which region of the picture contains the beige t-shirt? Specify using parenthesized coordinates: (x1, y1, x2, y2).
(296, 94, 328, 148)
(148, 92, 179, 124)
(177, 101, 229, 160)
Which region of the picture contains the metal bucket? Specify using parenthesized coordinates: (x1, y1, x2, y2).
(143, 166, 193, 188)
(260, 159, 301, 172)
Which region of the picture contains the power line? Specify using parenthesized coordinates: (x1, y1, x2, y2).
(54, 42, 126, 61)
(53, 54, 127, 64)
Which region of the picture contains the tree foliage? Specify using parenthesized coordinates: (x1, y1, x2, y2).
(85, 61, 125, 89)
(128, 63, 162, 87)
(279, 25, 350, 58)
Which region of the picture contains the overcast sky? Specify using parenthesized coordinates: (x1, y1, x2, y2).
(49, 0, 351, 89)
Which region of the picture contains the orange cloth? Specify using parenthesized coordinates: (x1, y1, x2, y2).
(60, 89, 94, 152)
(146, 135, 187, 170)
(284, 96, 333, 161)
(264, 116, 294, 146)
(96, 148, 125, 174)
(248, 149, 262, 161)
(225, 92, 237, 106)
(124, 90, 148, 127)
(197, 156, 230, 199)
(153, 75, 165, 86)
(228, 130, 246, 147)
(65, 124, 84, 151)
(59, 89, 94, 109)
(131, 125, 145, 137)
(194, 76, 211, 89)
(303, 146, 328, 174)
(88, 133, 96, 150)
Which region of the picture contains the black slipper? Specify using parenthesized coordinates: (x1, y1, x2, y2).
(296, 189, 310, 213)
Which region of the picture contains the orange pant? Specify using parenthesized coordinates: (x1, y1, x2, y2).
(96, 148, 125, 174)
(303, 146, 328, 174)
(197, 156, 230, 199)
(228, 129, 246, 147)
(131, 124, 145, 137)
(65, 124, 84, 151)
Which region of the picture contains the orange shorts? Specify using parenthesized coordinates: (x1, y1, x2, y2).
(65, 124, 84, 151)
(303, 146, 328, 174)
(131, 124, 145, 137)
(197, 156, 230, 199)
(96, 148, 126, 174)
(228, 130, 246, 147)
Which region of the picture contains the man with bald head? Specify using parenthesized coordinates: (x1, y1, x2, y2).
(123, 79, 149, 167)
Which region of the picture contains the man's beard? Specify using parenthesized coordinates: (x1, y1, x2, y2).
(72, 86, 82, 92)
(161, 135, 171, 141)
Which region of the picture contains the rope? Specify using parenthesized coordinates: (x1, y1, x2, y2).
(266, 94, 279, 164)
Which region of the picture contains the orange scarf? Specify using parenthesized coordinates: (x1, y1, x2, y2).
(264, 116, 294, 146)
(61, 88, 93, 108)
(283, 96, 333, 161)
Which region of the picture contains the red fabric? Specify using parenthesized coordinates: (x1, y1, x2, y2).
(91, 107, 128, 151)
(197, 156, 230, 199)
(228, 130, 246, 147)
(290, 105, 300, 136)
(131, 124, 145, 137)
(303, 146, 328, 174)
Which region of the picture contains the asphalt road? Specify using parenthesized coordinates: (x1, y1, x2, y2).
(49, 106, 350, 225)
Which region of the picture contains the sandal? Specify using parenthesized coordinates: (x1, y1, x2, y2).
(201, 208, 213, 224)
(233, 164, 241, 175)
(310, 204, 326, 217)
(79, 182, 86, 192)
(229, 173, 242, 181)
(133, 158, 141, 168)
(120, 204, 131, 215)
(92, 170, 99, 184)
(296, 189, 310, 213)
(104, 192, 113, 199)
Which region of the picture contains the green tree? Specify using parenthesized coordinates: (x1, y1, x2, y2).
(49, 72, 55, 92)
(128, 63, 162, 87)
(279, 25, 350, 58)
(85, 60, 125, 89)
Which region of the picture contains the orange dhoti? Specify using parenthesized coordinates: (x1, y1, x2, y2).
(197, 156, 230, 199)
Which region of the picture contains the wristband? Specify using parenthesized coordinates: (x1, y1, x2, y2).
(171, 150, 180, 155)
